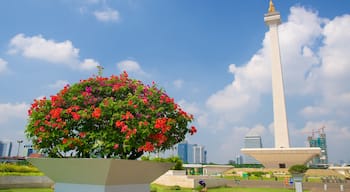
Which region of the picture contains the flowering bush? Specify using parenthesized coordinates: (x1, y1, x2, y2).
(26, 72, 196, 159)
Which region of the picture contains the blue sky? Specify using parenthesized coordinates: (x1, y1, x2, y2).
(1, 0, 350, 164)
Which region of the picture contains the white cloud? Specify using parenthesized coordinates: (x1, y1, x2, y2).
(48, 80, 70, 89)
(116, 59, 148, 77)
(94, 8, 120, 22)
(206, 52, 270, 122)
(300, 106, 330, 118)
(0, 58, 8, 73)
(8, 34, 99, 71)
(0, 103, 29, 124)
(9, 34, 79, 64)
(173, 79, 184, 89)
(246, 124, 266, 137)
(80, 58, 100, 70)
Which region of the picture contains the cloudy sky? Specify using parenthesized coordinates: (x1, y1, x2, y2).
(0, 1, 350, 164)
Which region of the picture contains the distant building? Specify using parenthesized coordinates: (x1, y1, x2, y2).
(236, 155, 243, 165)
(308, 127, 328, 166)
(243, 135, 262, 164)
(193, 144, 206, 164)
(0, 141, 13, 157)
(24, 144, 35, 157)
(177, 141, 189, 163)
(177, 141, 207, 164)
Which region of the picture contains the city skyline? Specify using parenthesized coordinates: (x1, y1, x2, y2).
(0, 1, 350, 163)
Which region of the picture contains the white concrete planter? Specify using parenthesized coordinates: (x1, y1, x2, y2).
(28, 158, 173, 192)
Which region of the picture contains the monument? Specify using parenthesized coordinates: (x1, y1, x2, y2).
(241, 0, 321, 168)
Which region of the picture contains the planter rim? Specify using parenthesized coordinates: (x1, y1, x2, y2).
(28, 158, 173, 185)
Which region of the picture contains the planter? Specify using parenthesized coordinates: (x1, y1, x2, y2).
(28, 158, 173, 192)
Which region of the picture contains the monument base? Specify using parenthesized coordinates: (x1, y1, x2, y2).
(241, 147, 321, 168)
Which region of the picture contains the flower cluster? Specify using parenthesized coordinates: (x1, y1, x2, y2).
(26, 72, 196, 159)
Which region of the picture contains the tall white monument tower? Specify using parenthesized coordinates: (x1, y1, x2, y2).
(241, 0, 320, 168)
(264, 0, 290, 148)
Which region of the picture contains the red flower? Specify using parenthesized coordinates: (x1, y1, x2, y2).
(189, 126, 197, 135)
(71, 112, 80, 121)
(138, 142, 154, 152)
(121, 125, 128, 133)
(39, 126, 45, 132)
(79, 132, 86, 138)
(92, 107, 101, 119)
(49, 108, 63, 119)
(113, 144, 119, 149)
(122, 111, 134, 120)
(115, 120, 124, 128)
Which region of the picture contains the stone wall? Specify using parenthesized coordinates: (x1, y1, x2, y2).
(0, 176, 54, 189)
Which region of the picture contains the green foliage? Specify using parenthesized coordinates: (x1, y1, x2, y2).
(288, 164, 308, 174)
(0, 163, 40, 173)
(233, 164, 264, 168)
(0, 163, 43, 176)
(251, 171, 266, 178)
(141, 156, 184, 170)
(26, 72, 196, 159)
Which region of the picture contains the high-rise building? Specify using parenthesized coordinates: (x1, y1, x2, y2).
(193, 145, 206, 164)
(177, 141, 206, 164)
(243, 135, 262, 164)
(236, 155, 243, 165)
(308, 127, 328, 166)
(0, 140, 13, 157)
(177, 141, 189, 163)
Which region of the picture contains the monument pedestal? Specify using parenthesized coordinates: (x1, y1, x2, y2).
(28, 158, 173, 192)
(241, 147, 321, 168)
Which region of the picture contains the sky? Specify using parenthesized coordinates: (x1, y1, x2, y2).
(0, 0, 350, 164)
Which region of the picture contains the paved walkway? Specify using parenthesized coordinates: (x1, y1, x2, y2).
(226, 180, 349, 192)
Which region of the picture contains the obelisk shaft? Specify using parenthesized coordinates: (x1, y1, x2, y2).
(264, 2, 290, 148)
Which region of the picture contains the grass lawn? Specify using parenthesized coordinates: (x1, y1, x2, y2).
(151, 184, 301, 192)
(0, 187, 303, 192)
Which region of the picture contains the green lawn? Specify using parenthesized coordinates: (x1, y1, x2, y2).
(151, 184, 300, 192)
(0, 187, 302, 192)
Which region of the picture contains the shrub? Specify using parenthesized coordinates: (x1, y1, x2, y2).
(26, 72, 196, 159)
(288, 164, 308, 174)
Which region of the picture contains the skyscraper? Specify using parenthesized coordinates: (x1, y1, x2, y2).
(244, 136, 262, 164)
(193, 145, 206, 164)
(0, 140, 13, 157)
(177, 141, 206, 164)
(177, 141, 189, 163)
(308, 127, 328, 166)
